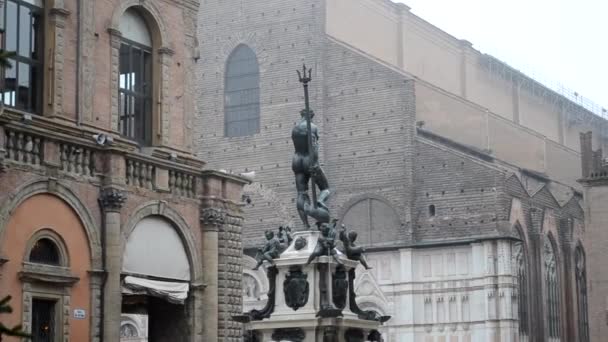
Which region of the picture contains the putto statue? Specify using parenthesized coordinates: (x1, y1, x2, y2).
(293, 65, 331, 229)
(306, 220, 342, 265)
(253, 230, 282, 270)
(339, 224, 372, 270)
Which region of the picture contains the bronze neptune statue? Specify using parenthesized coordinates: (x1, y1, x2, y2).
(293, 65, 331, 229)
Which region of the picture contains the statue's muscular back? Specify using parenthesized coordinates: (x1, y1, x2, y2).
(291, 118, 318, 173)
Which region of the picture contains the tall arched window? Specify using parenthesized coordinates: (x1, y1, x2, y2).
(119, 8, 153, 145)
(513, 231, 529, 342)
(1, 0, 44, 113)
(575, 246, 590, 342)
(543, 236, 561, 341)
(224, 45, 260, 137)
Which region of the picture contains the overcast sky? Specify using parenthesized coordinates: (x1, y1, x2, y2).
(397, 0, 607, 111)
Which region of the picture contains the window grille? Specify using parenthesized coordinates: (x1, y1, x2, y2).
(29, 238, 60, 265)
(118, 9, 152, 145)
(0, 0, 44, 113)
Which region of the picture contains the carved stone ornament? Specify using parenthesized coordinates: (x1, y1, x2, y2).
(284, 266, 309, 311)
(332, 266, 348, 310)
(200, 207, 225, 226)
(98, 188, 126, 211)
(294, 236, 307, 250)
(271, 328, 305, 342)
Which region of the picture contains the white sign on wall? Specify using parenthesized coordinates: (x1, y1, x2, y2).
(73, 309, 86, 320)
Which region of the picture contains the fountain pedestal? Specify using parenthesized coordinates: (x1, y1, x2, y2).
(240, 230, 385, 342)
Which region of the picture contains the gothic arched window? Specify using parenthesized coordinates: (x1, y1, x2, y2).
(513, 232, 529, 342)
(118, 8, 153, 145)
(543, 236, 561, 341)
(224, 45, 260, 137)
(575, 246, 590, 342)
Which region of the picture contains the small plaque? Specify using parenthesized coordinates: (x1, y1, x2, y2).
(73, 309, 86, 319)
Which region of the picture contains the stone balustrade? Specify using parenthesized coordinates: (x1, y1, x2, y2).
(60, 142, 96, 177)
(126, 158, 156, 190)
(3, 128, 43, 167)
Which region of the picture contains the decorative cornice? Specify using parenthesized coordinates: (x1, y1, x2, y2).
(49, 7, 71, 17)
(158, 47, 175, 56)
(99, 188, 126, 212)
(19, 270, 79, 286)
(200, 207, 225, 227)
(107, 27, 122, 37)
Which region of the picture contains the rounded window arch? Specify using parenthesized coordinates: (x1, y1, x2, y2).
(340, 196, 401, 246)
(543, 234, 561, 340)
(25, 229, 69, 267)
(118, 7, 154, 146)
(224, 44, 260, 137)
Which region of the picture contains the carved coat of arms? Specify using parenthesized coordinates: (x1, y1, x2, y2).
(284, 266, 309, 311)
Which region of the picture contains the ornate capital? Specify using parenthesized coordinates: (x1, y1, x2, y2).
(200, 207, 225, 226)
(99, 188, 126, 212)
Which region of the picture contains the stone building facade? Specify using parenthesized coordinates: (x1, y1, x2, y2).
(0, 0, 247, 341)
(195, 0, 597, 341)
(578, 132, 607, 342)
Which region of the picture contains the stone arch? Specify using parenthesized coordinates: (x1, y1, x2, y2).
(218, 33, 270, 74)
(0, 178, 101, 269)
(338, 194, 402, 246)
(109, 0, 170, 49)
(356, 297, 389, 317)
(24, 228, 70, 267)
(122, 201, 203, 284)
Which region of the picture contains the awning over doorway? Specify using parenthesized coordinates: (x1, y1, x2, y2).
(121, 216, 192, 304)
(122, 276, 189, 304)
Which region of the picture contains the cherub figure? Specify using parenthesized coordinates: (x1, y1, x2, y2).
(339, 224, 372, 270)
(277, 225, 293, 250)
(306, 220, 342, 265)
(253, 230, 282, 270)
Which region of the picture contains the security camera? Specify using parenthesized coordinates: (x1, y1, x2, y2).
(93, 133, 113, 146)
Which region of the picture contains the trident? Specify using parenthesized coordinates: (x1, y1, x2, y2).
(297, 64, 317, 210)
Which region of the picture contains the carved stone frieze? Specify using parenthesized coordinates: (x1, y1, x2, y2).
(98, 188, 126, 212)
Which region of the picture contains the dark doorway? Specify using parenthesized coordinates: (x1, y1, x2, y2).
(32, 299, 56, 342)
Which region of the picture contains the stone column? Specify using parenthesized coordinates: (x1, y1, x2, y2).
(98, 187, 126, 342)
(199, 207, 223, 341)
(200, 171, 248, 341)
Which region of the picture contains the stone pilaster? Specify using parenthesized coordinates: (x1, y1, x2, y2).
(199, 206, 223, 341)
(108, 28, 122, 132)
(158, 47, 174, 146)
(98, 187, 126, 342)
(528, 207, 545, 342)
(47, 5, 70, 117)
